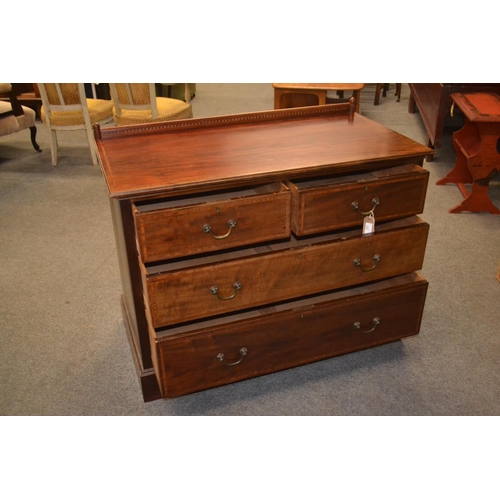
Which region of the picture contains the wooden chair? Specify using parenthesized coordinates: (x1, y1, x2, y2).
(374, 84, 402, 105)
(272, 83, 365, 113)
(109, 83, 193, 126)
(38, 83, 114, 166)
(0, 83, 41, 152)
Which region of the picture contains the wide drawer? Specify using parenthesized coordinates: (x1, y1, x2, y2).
(134, 182, 291, 263)
(150, 273, 428, 398)
(144, 216, 429, 328)
(287, 164, 429, 236)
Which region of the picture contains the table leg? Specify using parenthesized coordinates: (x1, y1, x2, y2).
(449, 178, 500, 214)
(425, 138, 435, 163)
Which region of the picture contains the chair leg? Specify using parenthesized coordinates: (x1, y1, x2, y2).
(374, 84, 383, 105)
(353, 90, 361, 113)
(49, 129, 58, 166)
(184, 83, 191, 103)
(85, 126, 98, 165)
(29, 126, 42, 152)
(395, 83, 402, 102)
(375, 84, 402, 105)
(89, 143, 97, 165)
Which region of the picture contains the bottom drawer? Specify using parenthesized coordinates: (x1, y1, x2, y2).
(151, 273, 428, 398)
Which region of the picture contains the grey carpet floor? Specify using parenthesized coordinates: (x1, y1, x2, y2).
(1, 84, 499, 416)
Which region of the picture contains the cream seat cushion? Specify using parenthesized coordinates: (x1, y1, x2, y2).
(41, 99, 114, 126)
(0, 101, 36, 136)
(113, 97, 193, 125)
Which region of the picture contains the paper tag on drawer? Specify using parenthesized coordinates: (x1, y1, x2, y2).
(363, 213, 375, 235)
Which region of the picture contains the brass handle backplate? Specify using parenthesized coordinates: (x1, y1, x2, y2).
(203, 219, 237, 239)
(354, 254, 380, 272)
(216, 347, 248, 366)
(351, 197, 379, 216)
(210, 282, 242, 300)
(353, 317, 380, 333)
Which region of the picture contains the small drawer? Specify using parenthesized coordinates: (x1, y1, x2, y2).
(150, 273, 428, 398)
(287, 164, 429, 236)
(144, 216, 429, 329)
(134, 183, 291, 263)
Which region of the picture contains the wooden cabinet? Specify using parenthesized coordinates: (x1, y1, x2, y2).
(408, 83, 500, 152)
(95, 102, 433, 401)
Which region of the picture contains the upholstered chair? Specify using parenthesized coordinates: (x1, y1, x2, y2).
(38, 83, 113, 166)
(0, 83, 41, 152)
(109, 83, 193, 126)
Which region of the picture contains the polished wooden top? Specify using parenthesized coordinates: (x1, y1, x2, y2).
(451, 93, 500, 122)
(273, 83, 365, 91)
(95, 104, 433, 200)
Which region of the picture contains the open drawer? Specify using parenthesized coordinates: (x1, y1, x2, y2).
(134, 182, 291, 262)
(287, 164, 429, 236)
(149, 273, 429, 398)
(143, 216, 429, 328)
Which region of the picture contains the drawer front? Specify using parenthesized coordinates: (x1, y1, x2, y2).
(134, 184, 291, 263)
(288, 165, 429, 235)
(146, 218, 429, 328)
(153, 275, 428, 398)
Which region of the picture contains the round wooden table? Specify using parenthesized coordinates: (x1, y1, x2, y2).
(272, 83, 365, 113)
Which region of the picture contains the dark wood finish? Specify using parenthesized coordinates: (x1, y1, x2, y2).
(145, 217, 428, 328)
(436, 93, 500, 214)
(152, 274, 428, 398)
(96, 104, 432, 200)
(95, 103, 432, 400)
(288, 164, 429, 235)
(134, 183, 291, 262)
(408, 84, 500, 157)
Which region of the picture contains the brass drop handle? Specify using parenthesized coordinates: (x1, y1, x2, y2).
(210, 282, 242, 300)
(351, 197, 379, 216)
(203, 219, 237, 239)
(353, 317, 380, 333)
(353, 254, 380, 271)
(216, 347, 248, 366)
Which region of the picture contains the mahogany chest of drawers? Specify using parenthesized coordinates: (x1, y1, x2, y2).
(95, 102, 433, 401)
